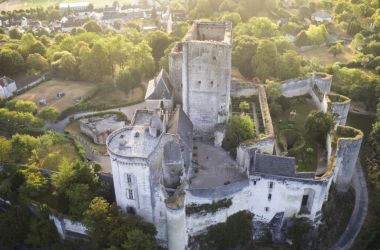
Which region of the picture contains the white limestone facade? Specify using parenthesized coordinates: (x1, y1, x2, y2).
(0, 76, 17, 99)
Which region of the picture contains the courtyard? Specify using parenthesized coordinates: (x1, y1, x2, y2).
(271, 96, 319, 172)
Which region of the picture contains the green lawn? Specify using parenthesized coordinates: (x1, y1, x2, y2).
(272, 96, 318, 172)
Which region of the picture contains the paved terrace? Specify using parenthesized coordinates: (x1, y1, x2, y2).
(189, 142, 247, 189)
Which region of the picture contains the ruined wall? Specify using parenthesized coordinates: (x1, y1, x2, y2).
(328, 94, 351, 126)
(185, 177, 328, 238)
(280, 78, 311, 97)
(314, 74, 332, 94)
(169, 44, 183, 104)
(182, 41, 231, 136)
(230, 84, 258, 98)
(236, 137, 276, 171)
(334, 126, 363, 192)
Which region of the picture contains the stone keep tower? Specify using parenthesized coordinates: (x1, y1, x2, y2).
(180, 21, 232, 137)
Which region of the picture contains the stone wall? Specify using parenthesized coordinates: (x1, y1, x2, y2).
(168, 44, 183, 104)
(280, 78, 311, 97)
(334, 126, 363, 192)
(185, 176, 328, 238)
(328, 94, 351, 126)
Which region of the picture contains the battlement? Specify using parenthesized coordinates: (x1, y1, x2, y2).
(184, 21, 232, 44)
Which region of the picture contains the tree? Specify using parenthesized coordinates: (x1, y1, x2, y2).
(0, 206, 31, 247)
(0, 49, 25, 75)
(266, 80, 281, 102)
(277, 50, 302, 80)
(170, 22, 190, 41)
(146, 30, 172, 64)
(38, 106, 61, 122)
(84, 197, 157, 249)
(80, 43, 111, 83)
(116, 68, 141, 92)
(252, 39, 278, 80)
(288, 217, 312, 250)
(83, 20, 103, 33)
(27, 53, 49, 73)
(221, 12, 242, 27)
(222, 114, 255, 157)
(29, 41, 46, 56)
(305, 110, 335, 143)
(65, 183, 93, 217)
(0, 136, 11, 162)
(306, 25, 328, 45)
(294, 30, 310, 47)
(53, 52, 77, 80)
(6, 100, 38, 113)
(19, 166, 49, 198)
(122, 230, 157, 250)
(239, 101, 249, 112)
(351, 33, 365, 51)
(25, 205, 60, 248)
(234, 17, 279, 38)
(130, 41, 155, 78)
(328, 42, 344, 57)
(232, 35, 258, 79)
(9, 28, 22, 39)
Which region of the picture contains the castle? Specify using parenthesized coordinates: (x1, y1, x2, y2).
(106, 21, 363, 249)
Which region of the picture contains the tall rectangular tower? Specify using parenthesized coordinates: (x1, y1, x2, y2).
(181, 21, 232, 137)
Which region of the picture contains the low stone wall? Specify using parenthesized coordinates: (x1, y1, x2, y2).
(230, 83, 259, 98)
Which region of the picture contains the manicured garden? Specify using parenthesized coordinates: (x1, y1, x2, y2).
(271, 96, 319, 172)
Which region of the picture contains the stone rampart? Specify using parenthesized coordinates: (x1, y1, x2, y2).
(334, 126, 363, 192)
(328, 93, 351, 126)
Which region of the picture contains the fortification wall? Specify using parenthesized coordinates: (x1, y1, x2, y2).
(169, 46, 183, 104)
(328, 94, 351, 126)
(230, 83, 258, 98)
(280, 78, 311, 97)
(185, 177, 328, 237)
(314, 74, 332, 94)
(334, 126, 363, 192)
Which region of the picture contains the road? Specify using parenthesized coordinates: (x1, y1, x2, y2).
(331, 160, 368, 250)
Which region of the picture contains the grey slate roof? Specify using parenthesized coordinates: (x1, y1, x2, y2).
(145, 69, 173, 100)
(167, 108, 193, 146)
(163, 141, 182, 164)
(250, 153, 296, 177)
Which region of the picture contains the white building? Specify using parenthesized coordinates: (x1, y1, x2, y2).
(0, 76, 17, 99)
(59, 2, 91, 12)
(311, 10, 333, 23)
(107, 21, 363, 249)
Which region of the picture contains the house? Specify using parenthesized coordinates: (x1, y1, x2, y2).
(0, 76, 17, 99)
(59, 2, 91, 12)
(311, 10, 332, 23)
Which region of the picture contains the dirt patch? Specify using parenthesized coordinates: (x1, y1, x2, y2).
(300, 45, 355, 65)
(15, 79, 98, 111)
